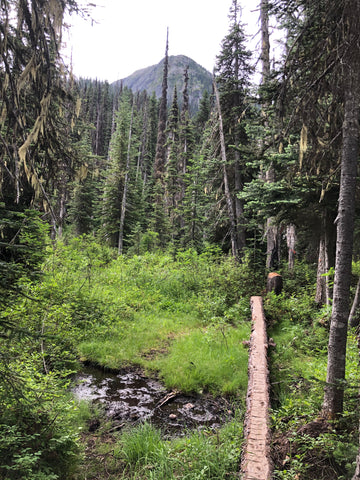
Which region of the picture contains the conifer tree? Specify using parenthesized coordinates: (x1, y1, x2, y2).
(322, 0, 360, 419)
(152, 30, 170, 245)
(212, 0, 252, 259)
(165, 85, 180, 230)
(177, 66, 196, 245)
(0, 0, 83, 225)
(101, 88, 141, 248)
(269, 0, 360, 419)
(154, 29, 169, 183)
(194, 90, 211, 137)
(260, 0, 282, 269)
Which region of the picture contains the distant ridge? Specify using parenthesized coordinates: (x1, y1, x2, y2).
(112, 55, 213, 115)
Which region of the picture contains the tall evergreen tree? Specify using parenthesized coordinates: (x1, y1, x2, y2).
(260, 0, 282, 269)
(165, 85, 180, 224)
(152, 29, 170, 245)
(154, 29, 169, 183)
(0, 0, 82, 226)
(101, 88, 141, 248)
(213, 0, 253, 259)
(322, 0, 360, 419)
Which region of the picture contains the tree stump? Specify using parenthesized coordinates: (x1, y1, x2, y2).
(266, 272, 283, 295)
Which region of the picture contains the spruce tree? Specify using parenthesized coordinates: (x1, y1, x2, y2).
(152, 30, 170, 245)
(212, 0, 253, 259)
(154, 30, 169, 183)
(101, 88, 141, 248)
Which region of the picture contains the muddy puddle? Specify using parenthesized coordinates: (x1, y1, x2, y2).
(72, 366, 232, 436)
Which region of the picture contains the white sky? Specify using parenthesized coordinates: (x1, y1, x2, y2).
(62, 1, 265, 83)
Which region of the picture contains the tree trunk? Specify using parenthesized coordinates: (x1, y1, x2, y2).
(350, 277, 360, 328)
(234, 151, 246, 256)
(57, 190, 67, 239)
(286, 224, 296, 271)
(118, 102, 134, 255)
(266, 216, 280, 270)
(353, 431, 360, 480)
(213, 78, 239, 260)
(322, 45, 360, 418)
(354, 331, 360, 480)
(260, 0, 270, 81)
(260, 0, 280, 270)
(315, 230, 330, 305)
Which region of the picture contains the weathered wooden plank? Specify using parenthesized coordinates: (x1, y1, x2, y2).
(241, 296, 273, 480)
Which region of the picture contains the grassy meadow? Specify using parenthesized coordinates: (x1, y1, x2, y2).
(2, 237, 360, 479)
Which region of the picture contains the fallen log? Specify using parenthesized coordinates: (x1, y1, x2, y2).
(241, 296, 273, 480)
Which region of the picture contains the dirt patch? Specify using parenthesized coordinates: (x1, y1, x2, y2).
(271, 418, 344, 479)
(79, 432, 121, 480)
(140, 346, 169, 359)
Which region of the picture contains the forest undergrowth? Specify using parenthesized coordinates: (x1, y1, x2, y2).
(266, 268, 360, 479)
(1, 236, 360, 479)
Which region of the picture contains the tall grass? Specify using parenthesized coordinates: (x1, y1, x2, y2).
(114, 420, 242, 479)
(37, 238, 256, 396)
(151, 324, 250, 395)
(7, 238, 260, 479)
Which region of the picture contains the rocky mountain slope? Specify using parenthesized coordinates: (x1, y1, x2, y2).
(113, 55, 213, 115)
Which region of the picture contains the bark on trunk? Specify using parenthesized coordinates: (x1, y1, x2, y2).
(315, 231, 330, 305)
(349, 277, 360, 328)
(260, 0, 281, 270)
(286, 224, 296, 271)
(234, 153, 246, 256)
(353, 444, 360, 480)
(214, 79, 239, 260)
(322, 69, 360, 418)
(260, 0, 270, 82)
(57, 190, 67, 239)
(354, 332, 360, 480)
(118, 102, 134, 255)
(265, 215, 280, 270)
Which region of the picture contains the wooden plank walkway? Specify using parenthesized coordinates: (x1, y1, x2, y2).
(241, 296, 273, 480)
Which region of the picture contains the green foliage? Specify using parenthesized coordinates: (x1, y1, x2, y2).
(117, 422, 165, 467)
(0, 206, 49, 308)
(113, 419, 242, 479)
(32, 239, 255, 394)
(265, 263, 360, 479)
(0, 365, 82, 480)
(152, 323, 250, 395)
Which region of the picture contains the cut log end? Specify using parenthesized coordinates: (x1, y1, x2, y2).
(267, 272, 283, 295)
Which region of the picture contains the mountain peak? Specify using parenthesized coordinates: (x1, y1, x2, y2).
(113, 55, 213, 114)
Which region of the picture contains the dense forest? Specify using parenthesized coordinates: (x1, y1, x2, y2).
(1, 0, 360, 479)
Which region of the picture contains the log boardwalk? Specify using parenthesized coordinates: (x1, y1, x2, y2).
(241, 296, 272, 479)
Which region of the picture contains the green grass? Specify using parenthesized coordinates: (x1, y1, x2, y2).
(38, 239, 254, 396)
(78, 311, 200, 369)
(9, 239, 360, 479)
(151, 323, 250, 395)
(111, 419, 243, 479)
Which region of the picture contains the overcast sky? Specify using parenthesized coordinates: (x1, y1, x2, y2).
(62, 1, 263, 83)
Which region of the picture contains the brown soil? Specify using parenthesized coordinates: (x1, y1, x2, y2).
(271, 418, 344, 479)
